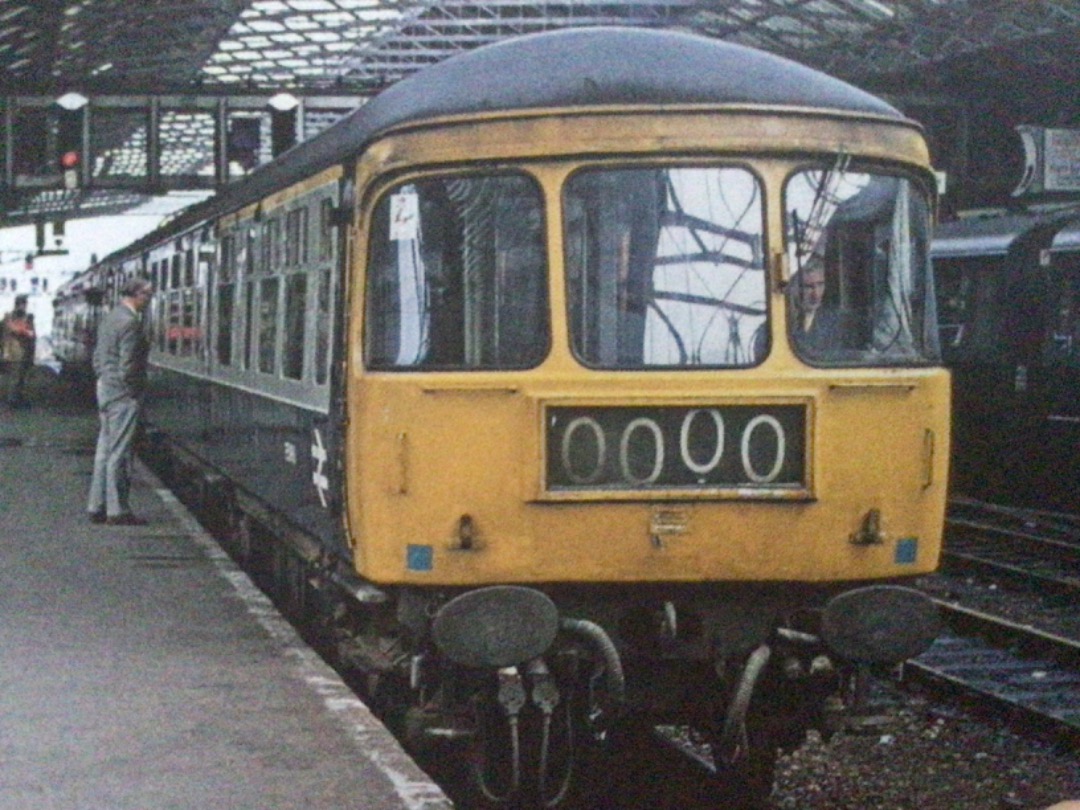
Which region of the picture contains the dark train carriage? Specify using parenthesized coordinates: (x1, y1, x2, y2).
(933, 210, 1080, 508)
(145, 189, 347, 552)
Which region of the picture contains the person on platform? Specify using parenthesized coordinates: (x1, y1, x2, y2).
(87, 277, 154, 526)
(1, 294, 36, 408)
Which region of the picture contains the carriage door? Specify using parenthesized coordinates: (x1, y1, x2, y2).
(1036, 249, 1080, 505)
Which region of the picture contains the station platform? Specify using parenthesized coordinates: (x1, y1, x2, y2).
(0, 370, 451, 810)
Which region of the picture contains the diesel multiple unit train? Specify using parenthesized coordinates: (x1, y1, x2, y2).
(932, 210, 1080, 511)
(53, 28, 948, 808)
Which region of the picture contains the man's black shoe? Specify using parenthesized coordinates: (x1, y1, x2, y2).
(89, 511, 107, 524)
(106, 514, 148, 526)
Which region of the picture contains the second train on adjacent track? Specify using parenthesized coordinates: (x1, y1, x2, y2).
(932, 210, 1080, 510)
(53, 28, 949, 808)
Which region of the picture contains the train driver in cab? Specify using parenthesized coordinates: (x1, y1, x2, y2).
(791, 253, 846, 358)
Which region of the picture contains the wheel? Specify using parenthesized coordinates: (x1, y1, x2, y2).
(710, 716, 778, 810)
(709, 645, 780, 809)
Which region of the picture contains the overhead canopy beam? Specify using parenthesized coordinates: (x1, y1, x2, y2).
(0, 93, 360, 227)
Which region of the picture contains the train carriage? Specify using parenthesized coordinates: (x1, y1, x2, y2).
(933, 210, 1080, 509)
(53, 28, 949, 808)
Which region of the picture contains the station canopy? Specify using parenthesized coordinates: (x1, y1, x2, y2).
(0, 0, 1075, 93)
(1, 0, 1078, 225)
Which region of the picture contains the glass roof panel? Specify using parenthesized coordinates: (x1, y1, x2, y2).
(1, 0, 1078, 227)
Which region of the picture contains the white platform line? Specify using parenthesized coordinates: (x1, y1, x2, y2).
(149, 480, 452, 810)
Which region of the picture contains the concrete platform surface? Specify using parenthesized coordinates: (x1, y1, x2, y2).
(0, 371, 451, 810)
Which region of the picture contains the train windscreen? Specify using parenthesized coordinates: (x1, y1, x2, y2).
(784, 166, 939, 366)
(563, 166, 766, 369)
(365, 172, 548, 370)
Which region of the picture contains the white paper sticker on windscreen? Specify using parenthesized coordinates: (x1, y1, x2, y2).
(389, 191, 419, 241)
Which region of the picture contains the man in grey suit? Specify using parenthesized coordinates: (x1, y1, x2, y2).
(87, 277, 154, 526)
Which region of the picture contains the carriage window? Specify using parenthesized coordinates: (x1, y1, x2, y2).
(935, 262, 973, 351)
(181, 288, 196, 356)
(166, 291, 181, 354)
(243, 281, 255, 370)
(318, 198, 335, 261)
(156, 290, 167, 352)
(220, 235, 235, 282)
(258, 277, 279, 374)
(244, 227, 256, 276)
(263, 219, 282, 273)
(286, 207, 309, 267)
(217, 283, 234, 366)
(933, 258, 1008, 364)
(365, 173, 548, 370)
(315, 267, 332, 384)
(314, 192, 337, 385)
(785, 167, 939, 366)
(283, 273, 306, 379)
(564, 166, 766, 369)
(216, 234, 235, 366)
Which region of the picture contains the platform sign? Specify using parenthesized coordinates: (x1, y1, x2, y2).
(1045, 129, 1080, 191)
(1013, 126, 1080, 196)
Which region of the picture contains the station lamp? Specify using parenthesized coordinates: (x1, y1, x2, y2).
(267, 93, 300, 158)
(55, 92, 88, 185)
(267, 93, 299, 112)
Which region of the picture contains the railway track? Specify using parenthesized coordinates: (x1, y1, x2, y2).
(945, 499, 1080, 590)
(909, 602, 1080, 738)
(905, 499, 1080, 742)
(949, 497, 1080, 545)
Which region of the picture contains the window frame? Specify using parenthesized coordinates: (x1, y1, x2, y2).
(195, 179, 339, 410)
(782, 162, 939, 368)
(561, 160, 770, 371)
(362, 168, 552, 372)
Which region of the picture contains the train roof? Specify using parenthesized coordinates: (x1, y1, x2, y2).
(363, 26, 905, 121)
(932, 211, 1080, 259)
(91, 27, 912, 273)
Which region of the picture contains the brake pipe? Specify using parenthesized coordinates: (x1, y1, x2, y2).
(559, 618, 626, 702)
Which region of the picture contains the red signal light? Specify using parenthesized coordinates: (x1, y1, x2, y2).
(60, 150, 80, 169)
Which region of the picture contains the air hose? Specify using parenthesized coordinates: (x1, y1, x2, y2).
(559, 617, 625, 702)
